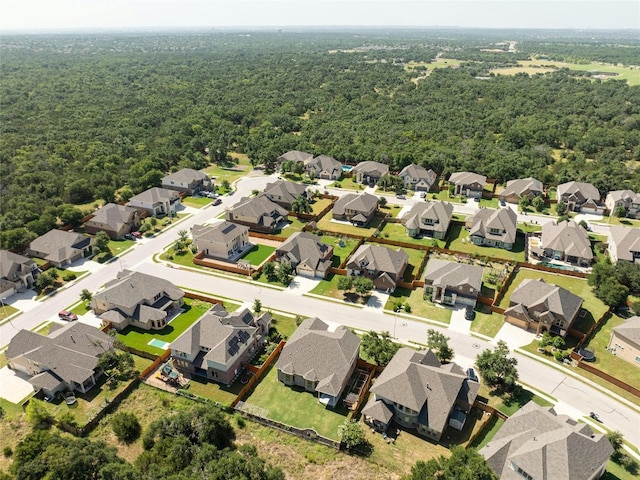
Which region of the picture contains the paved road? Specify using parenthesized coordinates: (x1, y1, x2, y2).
(2, 173, 635, 446)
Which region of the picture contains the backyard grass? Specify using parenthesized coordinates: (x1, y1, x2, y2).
(181, 195, 213, 208)
(498, 268, 608, 333)
(320, 235, 359, 267)
(269, 312, 298, 339)
(241, 244, 276, 266)
(243, 363, 349, 440)
(107, 238, 135, 256)
(470, 306, 505, 338)
(395, 245, 428, 281)
(377, 221, 446, 248)
(116, 298, 212, 355)
(316, 212, 383, 237)
(385, 287, 452, 324)
(277, 217, 308, 238)
(310, 197, 333, 216)
(468, 415, 504, 450)
(184, 375, 243, 406)
(445, 224, 526, 262)
(0, 304, 19, 321)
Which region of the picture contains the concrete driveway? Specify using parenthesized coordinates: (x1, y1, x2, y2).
(286, 276, 320, 295)
(0, 366, 34, 403)
(494, 321, 536, 349)
(449, 307, 471, 334)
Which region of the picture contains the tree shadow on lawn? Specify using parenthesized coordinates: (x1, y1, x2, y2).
(573, 310, 596, 335)
(343, 292, 369, 305)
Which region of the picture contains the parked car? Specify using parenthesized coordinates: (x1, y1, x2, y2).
(464, 307, 475, 321)
(58, 310, 78, 321)
(131, 231, 142, 238)
(466, 367, 479, 382)
(499, 199, 506, 207)
(396, 194, 406, 199)
(419, 191, 427, 199)
(213, 198, 222, 206)
(124, 233, 135, 240)
(473, 196, 480, 202)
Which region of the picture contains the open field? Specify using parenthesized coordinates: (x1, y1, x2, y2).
(203, 152, 253, 184)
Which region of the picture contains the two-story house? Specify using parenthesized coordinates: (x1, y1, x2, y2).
(557, 181, 604, 214)
(171, 304, 271, 386)
(84, 203, 141, 239)
(466, 207, 517, 250)
(275, 232, 333, 278)
(351, 161, 389, 185)
(0, 250, 38, 298)
(606, 190, 640, 219)
(226, 195, 288, 233)
(192, 221, 252, 261)
(607, 316, 640, 367)
(499, 177, 543, 204)
(346, 244, 408, 292)
(332, 192, 378, 227)
(276, 317, 360, 408)
(126, 187, 181, 217)
(363, 348, 478, 440)
(539, 220, 593, 266)
(91, 270, 184, 331)
(504, 279, 583, 337)
(161, 168, 211, 195)
(398, 164, 437, 192)
(306, 155, 343, 180)
(608, 226, 640, 264)
(263, 179, 308, 210)
(448, 172, 487, 198)
(423, 259, 483, 308)
(401, 201, 453, 239)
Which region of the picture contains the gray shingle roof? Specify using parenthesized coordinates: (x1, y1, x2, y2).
(192, 221, 248, 244)
(402, 201, 453, 234)
(399, 164, 437, 186)
(557, 181, 601, 203)
(351, 161, 389, 177)
(481, 401, 614, 480)
(612, 316, 640, 347)
(86, 203, 138, 231)
(263, 179, 308, 205)
(127, 187, 180, 205)
(346, 244, 409, 277)
(501, 177, 543, 198)
(276, 318, 360, 397)
(423, 259, 483, 292)
(28, 230, 92, 262)
(467, 208, 517, 244)
(277, 232, 331, 273)
(361, 397, 394, 423)
(162, 168, 209, 184)
(371, 348, 470, 435)
(0, 250, 35, 281)
(506, 279, 583, 326)
(277, 150, 314, 163)
(609, 226, 640, 262)
(308, 155, 343, 175)
(449, 171, 487, 187)
(227, 195, 288, 227)
(332, 192, 379, 216)
(541, 220, 593, 261)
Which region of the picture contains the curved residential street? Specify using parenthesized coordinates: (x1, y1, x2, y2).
(1, 172, 638, 449)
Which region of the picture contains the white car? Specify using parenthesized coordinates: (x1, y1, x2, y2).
(419, 191, 426, 198)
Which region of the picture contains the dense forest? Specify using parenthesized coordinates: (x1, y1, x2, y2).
(1, 30, 639, 247)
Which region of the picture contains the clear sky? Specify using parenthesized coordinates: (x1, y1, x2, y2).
(1, 0, 639, 32)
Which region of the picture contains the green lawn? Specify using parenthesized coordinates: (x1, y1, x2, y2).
(468, 415, 504, 450)
(377, 221, 446, 248)
(395, 245, 428, 281)
(181, 196, 213, 208)
(445, 224, 526, 262)
(162, 247, 197, 268)
(0, 304, 19, 321)
(320, 235, 359, 267)
(241, 244, 276, 266)
(379, 204, 404, 218)
(270, 313, 298, 340)
(385, 287, 452, 324)
(307, 274, 370, 305)
(470, 306, 505, 338)
(477, 383, 553, 417)
(498, 268, 608, 333)
(316, 212, 383, 237)
(34, 268, 88, 299)
(203, 152, 253, 184)
(277, 217, 308, 238)
(479, 197, 499, 208)
(184, 375, 243, 406)
(594, 216, 640, 229)
(107, 239, 135, 256)
(603, 459, 639, 480)
(243, 363, 349, 440)
(70, 300, 92, 316)
(329, 177, 366, 191)
(310, 197, 333, 216)
(430, 190, 465, 204)
(116, 298, 212, 355)
(517, 222, 543, 234)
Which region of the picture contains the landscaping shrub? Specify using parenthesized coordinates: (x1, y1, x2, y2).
(111, 411, 141, 444)
(62, 272, 77, 281)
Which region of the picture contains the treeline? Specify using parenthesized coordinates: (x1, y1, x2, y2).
(1, 31, 639, 248)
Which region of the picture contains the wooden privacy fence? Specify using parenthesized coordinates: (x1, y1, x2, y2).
(193, 251, 254, 276)
(248, 231, 287, 242)
(183, 290, 225, 305)
(575, 361, 640, 398)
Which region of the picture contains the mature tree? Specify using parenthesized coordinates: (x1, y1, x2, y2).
(475, 340, 519, 390)
(337, 276, 354, 292)
(221, 179, 231, 191)
(1, 227, 38, 251)
(361, 331, 399, 366)
(595, 278, 629, 307)
(111, 412, 142, 444)
(80, 288, 93, 302)
(93, 231, 112, 255)
(262, 262, 278, 282)
(378, 196, 388, 207)
(555, 201, 568, 216)
(532, 195, 545, 212)
(405, 447, 497, 480)
(352, 276, 373, 296)
(607, 431, 624, 455)
(253, 298, 262, 314)
(588, 262, 615, 288)
(35, 270, 56, 291)
(426, 329, 454, 363)
(277, 260, 293, 284)
(338, 422, 370, 455)
(518, 196, 531, 210)
(57, 205, 85, 227)
(291, 195, 312, 214)
(614, 206, 627, 218)
(25, 399, 52, 429)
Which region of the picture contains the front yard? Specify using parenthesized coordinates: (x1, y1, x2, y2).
(445, 224, 526, 262)
(116, 298, 213, 355)
(308, 274, 371, 305)
(0, 304, 19, 321)
(329, 177, 366, 191)
(203, 152, 253, 184)
(385, 287, 452, 324)
(243, 363, 349, 440)
(181, 195, 213, 208)
(106, 238, 135, 256)
(470, 305, 505, 338)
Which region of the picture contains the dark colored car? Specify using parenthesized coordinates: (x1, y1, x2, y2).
(213, 198, 222, 206)
(466, 367, 479, 382)
(464, 307, 475, 321)
(124, 233, 135, 240)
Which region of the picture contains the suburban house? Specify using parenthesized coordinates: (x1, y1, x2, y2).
(226, 195, 288, 233)
(466, 207, 517, 250)
(401, 201, 454, 239)
(27, 230, 93, 268)
(557, 181, 604, 214)
(171, 304, 272, 385)
(6, 322, 114, 397)
(126, 187, 181, 217)
(608, 226, 640, 264)
(423, 259, 483, 308)
(351, 161, 389, 185)
(277, 150, 314, 168)
(398, 164, 437, 192)
(448, 171, 487, 198)
(0, 250, 38, 298)
(263, 179, 309, 210)
(91, 270, 184, 331)
(538, 220, 593, 266)
(192, 221, 251, 261)
(332, 192, 379, 227)
(504, 279, 583, 337)
(346, 244, 408, 292)
(499, 177, 543, 204)
(481, 402, 613, 480)
(607, 316, 640, 367)
(605, 190, 640, 218)
(306, 154, 343, 180)
(363, 348, 479, 440)
(276, 317, 360, 408)
(275, 232, 333, 278)
(84, 203, 141, 239)
(161, 168, 210, 195)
